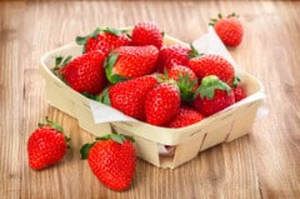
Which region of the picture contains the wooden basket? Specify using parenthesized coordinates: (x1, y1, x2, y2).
(40, 34, 265, 169)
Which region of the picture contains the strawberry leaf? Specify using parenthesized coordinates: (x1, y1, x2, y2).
(80, 143, 95, 159)
(233, 76, 241, 88)
(197, 75, 231, 99)
(55, 56, 63, 67)
(102, 27, 127, 36)
(99, 88, 111, 105)
(104, 53, 126, 84)
(188, 44, 203, 59)
(177, 74, 197, 102)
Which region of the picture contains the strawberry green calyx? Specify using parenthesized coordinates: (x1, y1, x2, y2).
(209, 12, 239, 26)
(177, 74, 197, 102)
(233, 76, 241, 88)
(99, 88, 111, 105)
(52, 55, 72, 72)
(197, 75, 231, 99)
(102, 26, 128, 36)
(104, 53, 126, 84)
(80, 133, 135, 159)
(75, 27, 101, 46)
(188, 44, 202, 59)
(38, 117, 64, 132)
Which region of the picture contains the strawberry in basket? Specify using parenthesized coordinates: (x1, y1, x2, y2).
(193, 75, 235, 116)
(80, 134, 136, 191)
(209, 13, 243, 47)
(76, 27, 131, 54)
(233, 76, 247, 102)
(167, 106, 204, 128)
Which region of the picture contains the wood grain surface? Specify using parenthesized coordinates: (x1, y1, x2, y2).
(0, 0, 300, 198)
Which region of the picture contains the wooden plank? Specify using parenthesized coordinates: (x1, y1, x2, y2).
(0, 0, 299, 198)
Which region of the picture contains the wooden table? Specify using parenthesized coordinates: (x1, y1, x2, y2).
(1, 0, 299, 198)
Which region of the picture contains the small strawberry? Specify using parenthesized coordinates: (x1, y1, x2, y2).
(76, 27, 131, 54)
(193, 75, 235, 116)
(167, 107, 204, 128)
(27, 118, 70, 170)
(145, 81, 181, 126)
(233, 76, 246, 102)
(101, 75, 158, 120)
(189, 54, 234, 85)
(157, 45, 191, 72)
(209, 13, 243, 47)
(80, 134, 136, 192)
(105, 45, 159, 84)
(131, 22, 163, 49)
(59, 51, 107, 95)
(167, 65, 198, 102)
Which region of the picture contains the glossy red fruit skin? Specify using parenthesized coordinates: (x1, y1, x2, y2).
(109, 76, 158, 120)
(60, 51, 107, 94)
(193, 90, 235, 116)
(145, 83, 181, 126)
(189, 54, 234, 85)
(233, 85, 246, 102)
(167, 107, 204, 128)
(88, 140, 136, 191)
(28, 127, 67, 170)
(131, 22, 163, 49)
(168, 65, 198, 85)
(157, 45, 190, 72)
(85, 32, 130, 54)
(215, 18, 243, 47)
(113, 45, 159, 78)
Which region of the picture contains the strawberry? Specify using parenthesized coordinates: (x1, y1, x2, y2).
(157, 45, 191, 72)
(101, 75, 158, 120)
(80, 134, 136, 192)
(59, 51, 107, 95)
(233, 76, 246, 102)
(145, 81, 181, 126)
(131, 22, 163, 49)
(193, 75, 235, 116)
(189, 54, 234, 85)
(76, 27, 131, 54)
(210, 13, 243, 47)
(167, 107, 204, 128)
(105, 45, 159, 84)
(167, 65, 198, 102)
(27, 118, 69, 170)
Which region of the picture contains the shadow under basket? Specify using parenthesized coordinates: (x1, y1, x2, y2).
(40, 34, 265, 169)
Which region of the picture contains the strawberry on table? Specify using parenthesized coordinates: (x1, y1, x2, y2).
(193, 75, 235, 116)
(189, 54, 235, 86)
(167, 65, 198, 102)
(210, 13, 244, 47)
(145, 81, 181, 126)
(80, 134, 136, 192)
(101, 75, 158, 120)
(131, 22, 163, 49)
(105, 45, 159, 84)
(59, 51, 107, 95)
(167, 106, 204, 128)
(157, 45, 191, 72)
(27, 118, 70, 170)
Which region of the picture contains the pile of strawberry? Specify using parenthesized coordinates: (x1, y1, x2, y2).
(53, 15, 245, 128)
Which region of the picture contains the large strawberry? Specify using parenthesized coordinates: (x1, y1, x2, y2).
(59, 51, 107, 95)
(189, 54, 234, 85)
(157, 45, 191, 72)
(131, 22, 163, 49)
(27, 118, 70, 170)
(167, 106, 204, 128)
(101, 75, 158, 120)
(145, 81, 181, 126)
(105, 45, 159, 84)
(193, 75, 235, 116)
(167, 65, 198, 102)
(210, 13, 243, 47)
(80, 134, 136, 192)
(76, 27, 131, 54)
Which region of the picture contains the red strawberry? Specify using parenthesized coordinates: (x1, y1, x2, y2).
(189, 54, 234, 85)
(145, 82, 181, 126)
(80, 134, 136, 191)
(27, 118, 69, 170)
(105, 45, 159, 84)
(59, 51, 107, 95)
(102, 75, 158, 120)
(193, 75, 235, 116)
(167, 107, 204, 128)
(157, 45, 191, 72)
(76, 27, 131, 54)
(131, 22, 163, 49)
(210, 13, 243, 47)
(232, 77, 246, 102)
(167, 65, 198, 102)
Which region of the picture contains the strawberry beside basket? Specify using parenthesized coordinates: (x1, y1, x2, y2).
(40, 27, 265, 169)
